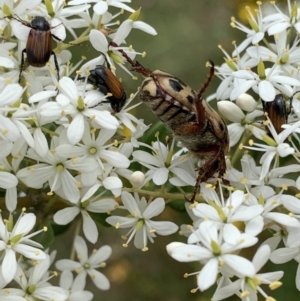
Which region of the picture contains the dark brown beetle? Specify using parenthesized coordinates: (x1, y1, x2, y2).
(262, 92, 298, 134)
(86, 64, 127, 113)
(14, 15, 62, 82)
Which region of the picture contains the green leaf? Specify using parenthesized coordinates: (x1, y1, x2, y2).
(167, 199, 186, 212)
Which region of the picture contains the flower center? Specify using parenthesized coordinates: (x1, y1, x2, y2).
(26, 284, 36, 294)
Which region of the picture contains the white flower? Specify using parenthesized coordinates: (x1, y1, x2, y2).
(0, 212, 46, 284)
(244, 119, 300, 180)
(230, 3, 265, 56)
(167, 221, 256, 291)
(133, 140, 193, 186)
(55, 123, 129, 187)
(231, 64, 300, 102)
(53, 183, 118, 243)
(0, 141, 18, 211)
(59, 270, 93, 301)
(0, 292, 26, 301)
(106, 191, 178, 250)
(263, 0, 300, 35)
(212, 245, 283, 301)
(217, 100, 263, 147)
(39, 77, 119, 144)
(192, 189, 264, 238)
(56, 236, 111, 290)
(14, 255, 68, 301)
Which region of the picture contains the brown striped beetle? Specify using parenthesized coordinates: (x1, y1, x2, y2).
(85, 64, 127, 113)
(262, 92, 297, 134)
(111, 43, 229, 202)
(13, 15, 62, 82)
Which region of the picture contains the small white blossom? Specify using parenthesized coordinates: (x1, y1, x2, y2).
(0, 212, 46, 284)
(56, 236, 111, 290)
(106, 191, 178, 251)
(53, 183, 118, 243)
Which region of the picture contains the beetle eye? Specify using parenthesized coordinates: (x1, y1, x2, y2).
(169, 79, 184, 92)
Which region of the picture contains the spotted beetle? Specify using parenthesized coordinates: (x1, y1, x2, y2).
(111, 44, 229, 202)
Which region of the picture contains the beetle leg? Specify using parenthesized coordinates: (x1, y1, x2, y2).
(51, 51, 60, 80)
(19, 49, 26, 83)
(193, 99, 206, 128)
(188, 145, 226, 203)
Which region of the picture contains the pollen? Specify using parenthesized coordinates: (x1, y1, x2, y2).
(43, 226, 47, 232)
(240, 177, 247, 184)
(47, 191, 53, 196)
(115, 222, 120, 229)
(6, 77, 12, 84)
(35, 250, 40, 256)
(269, 281, 282, 290)
(142, 247, 148, 252)
(122, 243, 128, 248)
(281, 184, 288, 190)
(240, 291, 250, 298)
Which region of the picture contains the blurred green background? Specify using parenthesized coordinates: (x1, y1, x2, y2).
(54, 1, 299, 301)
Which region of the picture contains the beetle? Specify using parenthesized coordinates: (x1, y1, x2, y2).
(13, 15, 61, 82)
(262, 93, 295, 134)
(112, 45, 229, 202)
(85, 64, 127, 113)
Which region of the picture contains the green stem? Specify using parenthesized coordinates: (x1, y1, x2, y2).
(54, 25, 93, 53)
(41, 126, 59, 137)
(230, 129, 252, 166)
(122, 187, 203, 202)
(70, 217, 82, 261)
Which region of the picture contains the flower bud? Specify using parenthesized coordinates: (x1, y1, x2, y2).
(236, 93, 257, 112)
(217, 100, 244, 122)
(130, 171, 145, 188)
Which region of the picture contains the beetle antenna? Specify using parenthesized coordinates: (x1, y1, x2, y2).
(109, 41, 152, 77)
(198, 60, 214, 100)
(289, 90, 300, 112)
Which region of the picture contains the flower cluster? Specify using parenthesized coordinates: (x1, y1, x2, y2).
(0, 0, 162, 299)
(166, 1, 300, 300)
(2, 0, 300, 300)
